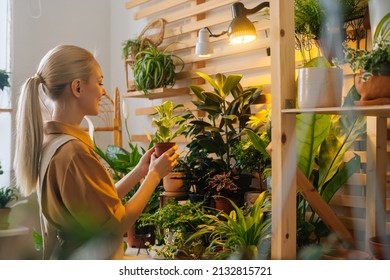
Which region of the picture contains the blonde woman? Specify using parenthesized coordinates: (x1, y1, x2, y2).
(13, 45, 178, 259)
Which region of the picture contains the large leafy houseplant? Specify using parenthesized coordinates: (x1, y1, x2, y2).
(186, 72, 261, 197)
(133, 44, 184, 93)
(295, 57, 366, 247)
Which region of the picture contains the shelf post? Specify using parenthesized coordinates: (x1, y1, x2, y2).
(270, 0, 297, 259)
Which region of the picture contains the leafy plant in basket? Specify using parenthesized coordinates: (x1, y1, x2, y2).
(151, 100, 192, 157)
(133, 44, 184, 93)
(186, 72, 262, 198)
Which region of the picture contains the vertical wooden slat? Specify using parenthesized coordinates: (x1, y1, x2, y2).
(365, 116, 388, 246)
(270, 0, 297, 260)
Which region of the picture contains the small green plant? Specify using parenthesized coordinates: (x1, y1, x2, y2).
(0, 69, 10, 91)
(133, 44, 184, 93)
(152, 100, 191, 143)
(185, 191, 272, 260)
(342, 12, 390, 81)
(0, 186, 18, 208)
(206, 172, 240, 198)
(139, 200, 209, 259)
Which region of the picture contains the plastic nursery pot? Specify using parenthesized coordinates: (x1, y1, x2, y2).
(368, 235, 390, 260)
(297, 67, 343, 108)
(154, 142, 175, 158)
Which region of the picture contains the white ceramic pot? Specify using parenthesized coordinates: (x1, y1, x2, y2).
(297, 67, 343, 108)
(369, 0, 390, 41)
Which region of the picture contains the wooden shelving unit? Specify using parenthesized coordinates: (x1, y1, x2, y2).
(271, 1, 389, 259)
(123, 87, 190, 100)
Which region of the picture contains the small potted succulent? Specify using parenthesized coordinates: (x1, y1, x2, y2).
(342, 12, 390, 105)
(151, 100, 192, 157)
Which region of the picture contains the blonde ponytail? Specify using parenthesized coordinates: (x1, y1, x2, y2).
(14, 76, 44, 196)
(13, 45, 96, 196)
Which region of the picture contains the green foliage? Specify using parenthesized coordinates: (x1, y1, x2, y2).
(0, 186, 18, 208)
(342, 13, 390, 81)
(185, 192, 272, 260)
(139, 200, 210, 259)
(122, 39, 142, 60)
(151, 100, 192, 143)
(0, 69, 10, 91)
(133, 44, 184, 93)
(32, 228, 43, 252)
(296, 83, 366, 247)
(187, 72, 262, 179)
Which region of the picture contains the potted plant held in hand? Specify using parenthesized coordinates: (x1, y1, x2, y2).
(151, 100, 191, 157)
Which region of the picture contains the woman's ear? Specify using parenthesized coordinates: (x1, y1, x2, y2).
(70, 79, 82, 98)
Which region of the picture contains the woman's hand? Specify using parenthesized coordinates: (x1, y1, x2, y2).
(149, 145, 179, 181)
(135, 146, 155, 178)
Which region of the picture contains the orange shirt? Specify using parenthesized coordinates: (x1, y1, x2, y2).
(42, 121, 125, 259)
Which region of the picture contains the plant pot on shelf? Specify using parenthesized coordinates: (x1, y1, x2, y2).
(354, 74, 390, 105)
(297, 67, 343, 108)
(127, 223, 155, 249)
(154, 142, 175, 158)
(163, 171, 188, 193)
(0, 208, 11, 229)
(213, 196, 239, 214)
(369, 235, 390, 260)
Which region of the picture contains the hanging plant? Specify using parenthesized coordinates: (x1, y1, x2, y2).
(133, 44, 184, 93)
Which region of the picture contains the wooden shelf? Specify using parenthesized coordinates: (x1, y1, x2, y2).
(282, 105, 390, 117)
(0, 108, 12, 113)
(123, 87, 190, 100)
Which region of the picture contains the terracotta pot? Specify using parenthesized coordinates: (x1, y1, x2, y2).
(0, 208, 11, 229)
(369, 235, 390, 260)
(214, 196, 239, 214)
(297, 67, 343, 108)
(163, 171, 187, 193)
(354, 74, 390, 105)
(154, 142, 175, 158)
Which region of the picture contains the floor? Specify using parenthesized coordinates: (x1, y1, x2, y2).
(124, 242, 154, 260)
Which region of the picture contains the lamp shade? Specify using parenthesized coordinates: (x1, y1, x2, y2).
(228, 16, 257, 45)
(195, 28, 213, 57)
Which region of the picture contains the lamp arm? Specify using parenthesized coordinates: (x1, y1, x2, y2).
(204, 27, 228, 38)
(245, 1, 269, 16)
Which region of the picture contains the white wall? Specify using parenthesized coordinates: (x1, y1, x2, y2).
(7, 0, 116, 259)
